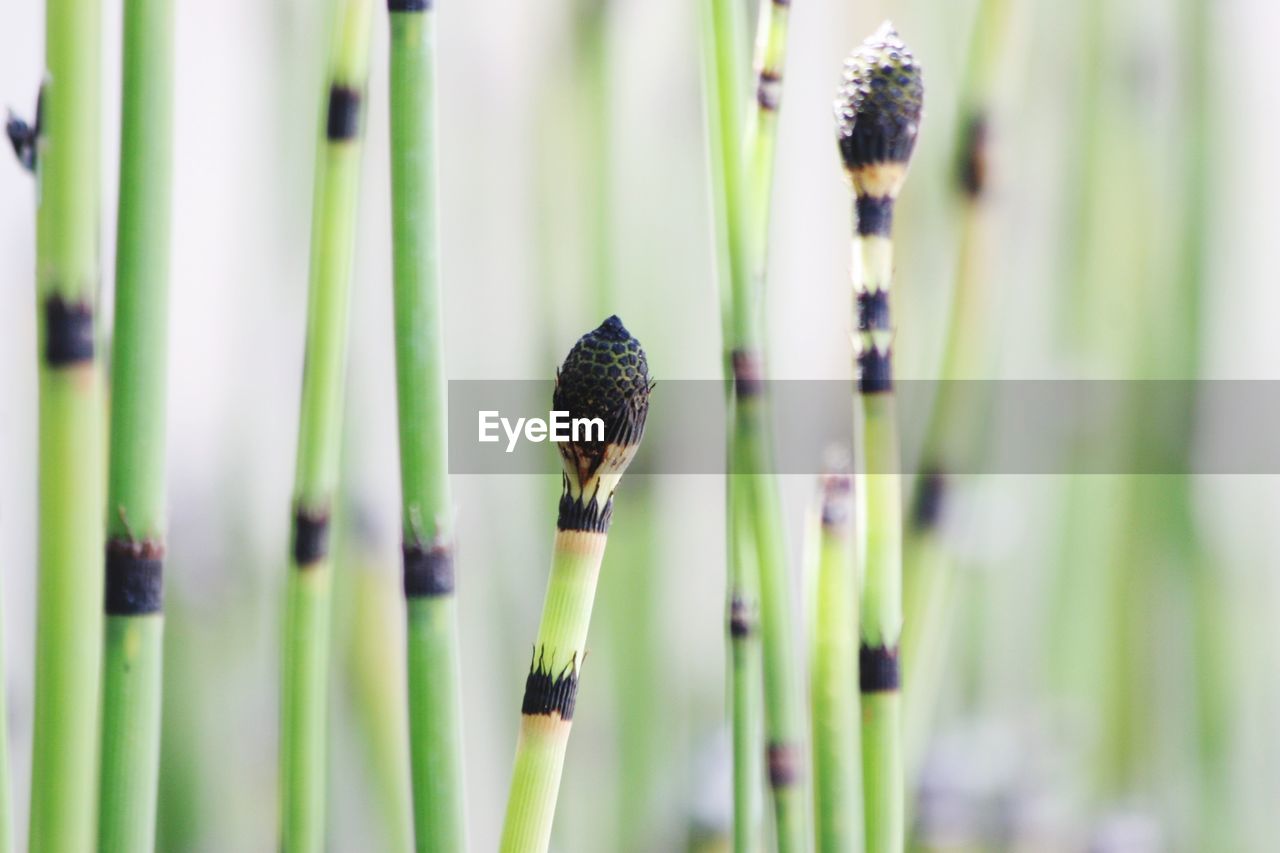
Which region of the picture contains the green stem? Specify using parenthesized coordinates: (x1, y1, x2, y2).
(810, 474, 862, 853)
(854, 231, 904, 853)
(281, 1, 374, 849)
(30, 0, 106, 847)
(500, 529, 609, 852)
(97, 0, 175, 846)
(702, 0, 805, 844)
(387, 4, 467, 850)
(698, 0, 764, 849)
(344, 535, 415, 853)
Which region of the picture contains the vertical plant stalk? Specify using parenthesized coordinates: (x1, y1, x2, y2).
(97, 0, 175, 847)
(809, 471, 863, 853)
(900, 0, 1012, 793)
(741, 1, 807, 848)
(281, 1, 374, 849)
(28, 0, 106, 848)
(499, 318, 651, 853)
(698, 0, 765, 848)
(387, 1, 468, 849)
(0, 553, 11, 853)
(702, 0, 804, 843)
(835, 23, 923, 853)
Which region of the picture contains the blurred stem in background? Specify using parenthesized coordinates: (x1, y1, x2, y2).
(0, 554, 10, 853)
(28, 0, 107, 847)
(900, 0, 1012, 799)
(808, 470, 863, 853)
(387, 2, 468, 849)
(699, 0, 763, 848)
(280, 0, 373, 848)
(335, 507, 414, 852)
(702, 0, 806, 845)
(98, 0, 175, 845)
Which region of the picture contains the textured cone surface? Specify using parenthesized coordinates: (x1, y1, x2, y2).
(836, 22, 924, 172)
(553, 315, 650, 450)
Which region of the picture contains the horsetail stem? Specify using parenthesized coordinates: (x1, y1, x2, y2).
(809, 469, 864, 853)
(500, 317, 651, 853)
(96, 0, 175, 847)
(280, 1, 374, 849)
(835, 22, 923, 853)
(702, 0, 806, 843)
(698, 0, 766, 845)
(742, 1, 808, 848)
(902, 0, 1012, 799)
(27, 0, 106, 847)
(387, 1, 469, 848)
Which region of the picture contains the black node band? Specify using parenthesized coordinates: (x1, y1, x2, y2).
(767, 743, 800, 787)
(557, 488, 613, 533)
(388, 0, 431, 9)
(293, 507, 330, 567)
(912, 469, 946, 532)
(857, 348, 893, 394)
(860, 643, 900, 692)
(44, 296, 95, 366)
(403, 543, 454, 597)
(855, 195, 894, 236)
(105, 541, 164, 615)
(522, 648, 579, 720)
(856, 290, 890, 332)
(729, 597, 755, 638)
(326, 85, 362, 141)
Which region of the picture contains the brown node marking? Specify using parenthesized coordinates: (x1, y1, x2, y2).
(959, 112, 989, 199)
(403, 541, 454, 597)
(326, 84, 363, 141)
(912, 468, 946, 533)
(731, 349, 763, 398)
(44, 296, 95, 366)
(292, 505, 330, 568)
(767, 742, 800, 787)
(728, 595, 755, 638)
(859, 643, 900, 693)
(105, 536, 165, 615)
(521, 647, 580, 720)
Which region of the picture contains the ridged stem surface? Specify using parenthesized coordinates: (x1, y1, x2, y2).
(388, 5, 467, 850)
(97, 0, 175, 846)
(281, 1, 374, 849)
(500, 529, 609, 852)
(30, 0, 106, 847)
(810, 482, 862, 853)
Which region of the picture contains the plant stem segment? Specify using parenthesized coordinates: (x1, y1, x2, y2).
(97, 0, 175, 847)
(835, 24, 923, 853)
(500, 318, 650, 852)
(387, 2, 468, 850)
(281, 2, 374, 849)
(810, 473, 863, 853)
(703, 0, 805, 844)
(29, 0, 106, 848)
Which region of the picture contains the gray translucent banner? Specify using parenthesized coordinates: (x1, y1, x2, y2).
(445, 380, 1267, 474)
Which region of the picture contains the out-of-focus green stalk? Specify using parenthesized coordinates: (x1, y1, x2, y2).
(702, 0, 805, 845)
(281, 1, 374, 849)
(809, 472, 862, 853)
(698, 0, 765, 849)
(343, 529, 414, 853)
(0, 563, 11, 853)
(900, 0, 1012, 797)
(387, 3, 468, 849)
(29, 0, 106, 848)
(97, 0, 175, 846)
